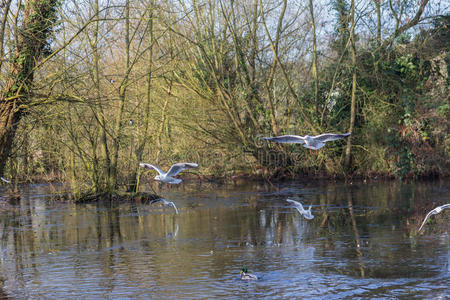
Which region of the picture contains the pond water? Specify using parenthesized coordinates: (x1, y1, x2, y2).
(0, 180, 448, 299)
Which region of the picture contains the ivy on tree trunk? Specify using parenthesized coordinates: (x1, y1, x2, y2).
(0, 0, 59, 176)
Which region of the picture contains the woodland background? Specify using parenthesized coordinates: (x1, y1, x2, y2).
(0, 0, 448, 195)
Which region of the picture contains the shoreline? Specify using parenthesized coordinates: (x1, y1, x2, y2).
(1, 169, 448, 187)
(1, 174, 448, 203)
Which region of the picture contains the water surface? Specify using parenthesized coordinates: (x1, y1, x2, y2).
(0, 180, 448, 299)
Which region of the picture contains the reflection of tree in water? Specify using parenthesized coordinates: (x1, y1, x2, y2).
(0, 181, 447, 296)
(0, 195, 186, 296)
(314, 181, 449, 235)
(0, 273, 9, 300)
(311, 182, 449, 279)
(347, 189, 365, 278)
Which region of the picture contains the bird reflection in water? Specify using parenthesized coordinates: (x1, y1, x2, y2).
(150, 198, 179, 214)
(286, 199, 314, 220)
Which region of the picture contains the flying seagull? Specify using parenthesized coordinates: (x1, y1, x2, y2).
(0, 177, 10, 184)
(139, 162, 198, 184)
(150, 198, 179, 214)
(286, 199, 314, 220)
(418, 203, 450, 232)
(263, 133, 351, 150)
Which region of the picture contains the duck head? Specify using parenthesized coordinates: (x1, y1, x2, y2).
(240, 267, 257, 280)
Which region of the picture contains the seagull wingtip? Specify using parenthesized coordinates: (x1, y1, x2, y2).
(184, 162, 199, 169)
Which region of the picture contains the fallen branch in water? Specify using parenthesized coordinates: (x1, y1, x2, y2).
(75, 191, 160, 203)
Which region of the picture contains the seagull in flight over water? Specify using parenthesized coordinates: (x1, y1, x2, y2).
(286, 199, 314, 220)
(263, 133, 351, 150)
(139, 162, 198, 184)
(150, 198, 179, 214)
(418, 203, 450, 232)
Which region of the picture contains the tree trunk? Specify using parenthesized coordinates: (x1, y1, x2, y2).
(91, 0, 107, 193)
(309, 0, 319, 118)
(264, 0, 287, 136)
(0, 101, 21, 176)
(0, 0, 12, 73)
(111, 0, 130, 190)
(335, 0, 349, 56)
(132, 0, 154, 193)
(345, 0, 357, 169)
(156, 84, 171, 163)
(93, 0, 113, 191)
(374, 0, 381, 48)
(0, 0, 59, 177)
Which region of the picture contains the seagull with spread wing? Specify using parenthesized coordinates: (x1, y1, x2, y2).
(139, 162, 198, 184)
(418, 203, 450, 232)
(263, 133, 351, 150)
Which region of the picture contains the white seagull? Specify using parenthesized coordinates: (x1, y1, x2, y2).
(418, 203, 450, 232)
(286, 199, 314, 220)
(263, 133, 351, 150)
(139, 162, 198, 184)
(150, 198, 179, 214)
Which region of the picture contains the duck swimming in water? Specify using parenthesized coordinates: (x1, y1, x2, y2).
(240, 267, 258, 280)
